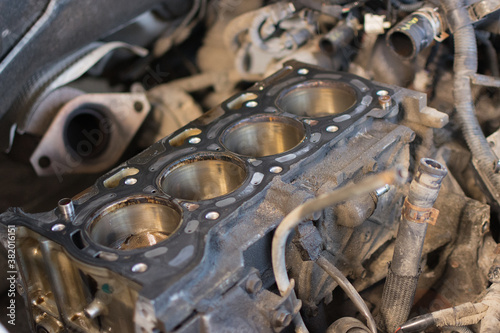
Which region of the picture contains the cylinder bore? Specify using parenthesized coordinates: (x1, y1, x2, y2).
(89, 197, 181, 251)
(222, 115, 305, 157)
(277, 80, 357, 117)
(160, 154, 247, 201)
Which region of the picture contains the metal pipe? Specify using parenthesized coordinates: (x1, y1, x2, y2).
(317, 255, 377, 333)
(58, 198, 75, 221)
(272, 169, 404, 295)
(471, 73, 500, 88)
(272, 169, 407, 333)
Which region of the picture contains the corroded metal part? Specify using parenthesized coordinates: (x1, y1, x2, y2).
(0, 61, 425, 333)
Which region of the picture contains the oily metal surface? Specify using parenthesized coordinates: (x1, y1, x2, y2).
(277, 81, 357, 116)
(161, 157, 247, 201)
(222, 115, 306, 157)
(0, 61, 417, 333)
(90, 198, 182, 250)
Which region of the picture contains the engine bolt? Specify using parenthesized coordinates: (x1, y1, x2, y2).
(270, 166, 283, 174)
(375, 184, 390, 197)
(297, 68, 309, 75)
(326, 125, 339, 133)
(245, 274, 262, 294)
(378, 95, 392, 110)
(205, 211, 220, 220)
(188, 137, 201, 144)
(481, 220, 490, 234)
(84, 299, 107, 319)
(273, 309, 292, 327)
(494, 160, 500, 173)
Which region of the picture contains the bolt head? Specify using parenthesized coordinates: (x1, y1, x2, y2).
(273, 310, 292, 327)
(378, 95, 392, 110)
(488, 267, 500, 283)
(245, 275, 262, 294)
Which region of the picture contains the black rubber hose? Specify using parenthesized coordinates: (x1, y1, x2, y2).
(386, 10, 436, 59)
(319, 21, 356, 55)
(390, 0, 424, 12)
(476, 31, 500, 77)
(440, 0, 500, 194)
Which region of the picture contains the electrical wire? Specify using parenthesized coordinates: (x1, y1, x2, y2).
(316, 255, 378, 333)
(471, 73, 500, 88)
(271, 168, 406, 333)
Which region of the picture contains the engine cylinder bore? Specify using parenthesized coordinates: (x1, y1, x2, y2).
(160, 154, 247, 201)
(276, 80, 357, 116)
(64, 105, 110, 160)
(89, 197, 182, 251)
(222, 115, 305, 157)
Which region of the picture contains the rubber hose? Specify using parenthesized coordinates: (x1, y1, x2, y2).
(391, 0, 424, 12)
(476, 32, 500, 77)
(440, 0, 500, 193)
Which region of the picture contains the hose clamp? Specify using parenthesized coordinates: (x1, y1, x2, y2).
(402, 197, 439, 225)
(414, 7, 448, 42)
(468, 0, 500, 22)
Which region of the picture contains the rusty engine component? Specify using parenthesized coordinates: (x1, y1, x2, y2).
(1, 0, 500, 332)
(0, 61, 446, 332)
(1, 57, 495, 332)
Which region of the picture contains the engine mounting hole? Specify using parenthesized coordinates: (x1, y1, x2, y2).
(38, 156, 51, 168)
(131, 263, 148, 273)
(51, 224, 66, 232)
(124, 178, 137, 185)
(134, 101, 144, 112)
(103, 167, 139, 188)
(227, 93, 259, 110)
(205, 211, 220, 220)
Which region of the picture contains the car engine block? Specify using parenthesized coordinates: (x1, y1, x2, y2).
(0, 61, 489, 333)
